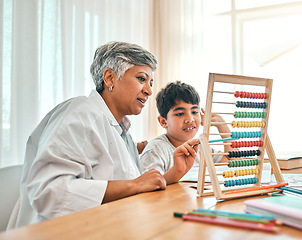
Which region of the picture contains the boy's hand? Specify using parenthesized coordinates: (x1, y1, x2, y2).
(173, 138, 200, 172)
(200, 108, 232, 163)
(200, 108, 225, 126)
(163, 138, 200, 185)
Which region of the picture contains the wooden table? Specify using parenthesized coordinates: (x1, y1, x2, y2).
(1, 176, 301, 240)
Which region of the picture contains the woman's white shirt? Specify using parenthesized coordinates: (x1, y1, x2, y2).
(8, 90, 140, 229)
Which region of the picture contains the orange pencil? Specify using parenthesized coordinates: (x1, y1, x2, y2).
(225, 182, 288, 195)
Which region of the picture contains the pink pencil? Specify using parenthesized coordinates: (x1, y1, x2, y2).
(182, 214, 279, 233)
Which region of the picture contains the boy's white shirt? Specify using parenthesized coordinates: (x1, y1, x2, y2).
(139, 134, 222, 174)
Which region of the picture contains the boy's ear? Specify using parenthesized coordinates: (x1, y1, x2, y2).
(158, 116, 168, 128)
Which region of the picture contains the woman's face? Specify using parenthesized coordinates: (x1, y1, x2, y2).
(111, 65, 154, 121)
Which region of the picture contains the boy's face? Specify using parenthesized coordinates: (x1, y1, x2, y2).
(158, 100, 201, 147)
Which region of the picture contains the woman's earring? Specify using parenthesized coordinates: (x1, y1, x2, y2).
(109, 86, 113, 92)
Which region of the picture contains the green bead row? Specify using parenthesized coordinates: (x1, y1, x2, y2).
(234, 112, 266, 118)
(228, 159, 259, 168)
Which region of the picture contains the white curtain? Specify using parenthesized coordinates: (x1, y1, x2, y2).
(1, 0, 203, 167)
(147, 0, 204, 139)
(0, 0, 159, 167)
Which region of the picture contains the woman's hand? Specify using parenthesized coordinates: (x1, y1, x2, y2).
(137, 140, 148, 154)
(132, 169, 166, 193)
(103, 169, 166, 203)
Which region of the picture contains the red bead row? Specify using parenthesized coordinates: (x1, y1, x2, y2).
(234, 91, 268, 99)
(231, 140, 263, 148)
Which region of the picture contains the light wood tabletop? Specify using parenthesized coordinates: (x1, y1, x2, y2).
(1, 176, 301, 240)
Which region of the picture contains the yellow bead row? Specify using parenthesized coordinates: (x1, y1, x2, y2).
(222, 168, 259, 178)
(231, 121, 266, 128)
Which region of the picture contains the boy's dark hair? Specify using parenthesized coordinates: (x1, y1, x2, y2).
(156, 81, 200, 119)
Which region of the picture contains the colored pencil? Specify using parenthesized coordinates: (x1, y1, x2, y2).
(174, 213, 279, 232)
(277, 186, 302, 196)
(225, 182, 288, 195)
(209, 137, 237, 143)
(268, 193, 283, 196)
(195, 208, 276, 222)
(189, 211, 274, 224)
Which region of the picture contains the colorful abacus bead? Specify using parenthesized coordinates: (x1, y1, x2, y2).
(234, 168, 259, 176)
(231, 140, 263, 148)
(224, 177, 258, 187)
(231, 131, 262, 139)
(228, 159, 259, 168)
(236, 101, 267, 109)
(234, 112, 266, 118)
(228, 150, 261, 158)
(231, 121, 266, 128)
(234, 91, 268, 99)
(223, 171, 235, 178)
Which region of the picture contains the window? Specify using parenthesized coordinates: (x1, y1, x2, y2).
(194, 0, 302, 157)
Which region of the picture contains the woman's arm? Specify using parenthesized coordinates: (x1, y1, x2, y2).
(103, 169, 166, 203)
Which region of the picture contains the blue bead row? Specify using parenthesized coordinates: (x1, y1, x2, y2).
(231, 131, 262, 139)
(224, 177, 258, 187)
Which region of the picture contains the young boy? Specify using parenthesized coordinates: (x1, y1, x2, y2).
(139, 81, 232, 184)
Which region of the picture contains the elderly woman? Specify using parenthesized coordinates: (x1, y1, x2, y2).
(8, 42, 199, 229)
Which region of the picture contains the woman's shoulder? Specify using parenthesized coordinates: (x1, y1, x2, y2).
(46, 94, 111, 136)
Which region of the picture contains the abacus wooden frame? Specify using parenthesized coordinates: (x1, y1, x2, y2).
(197, 73, 284, 200)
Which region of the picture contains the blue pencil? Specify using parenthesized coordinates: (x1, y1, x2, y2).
(277, 186, 302, 195)
(196, 208, 276, 220)
(209, 137, 237, 143)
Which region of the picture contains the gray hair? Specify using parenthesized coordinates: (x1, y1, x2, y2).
(90, 41, 157, 94)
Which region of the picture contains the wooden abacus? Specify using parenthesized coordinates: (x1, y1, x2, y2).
(197, 73, 286, 200)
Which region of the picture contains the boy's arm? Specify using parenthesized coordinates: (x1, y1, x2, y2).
(200, 108, 232, 163)
(163, 138, 199, 185)
(139, 145, 168, 174)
